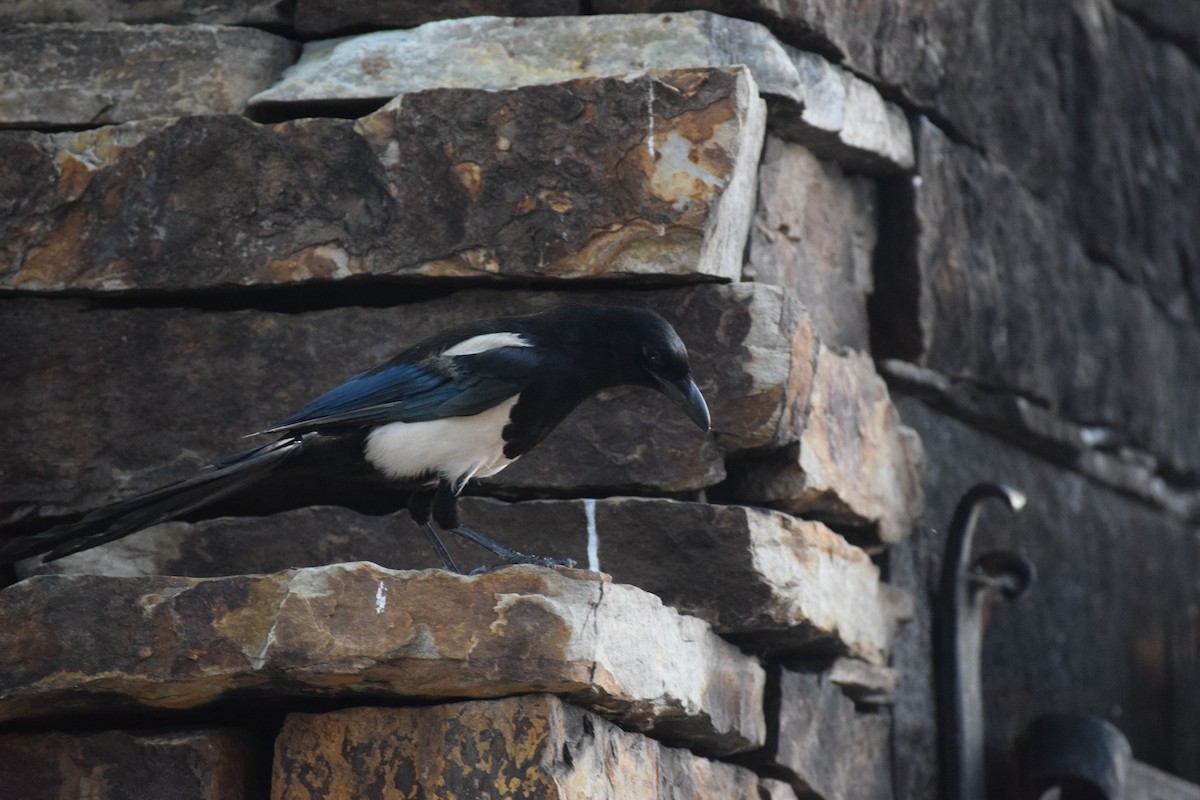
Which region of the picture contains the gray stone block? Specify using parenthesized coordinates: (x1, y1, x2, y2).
(747, 136, 877, 350)
(248, 12, 912, 172)
(876, 117, 1200, 475)
(0, 23, 297, 126)
(294, 0, 580, 36)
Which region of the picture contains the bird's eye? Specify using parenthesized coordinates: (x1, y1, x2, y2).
(645, 350, 665, 371)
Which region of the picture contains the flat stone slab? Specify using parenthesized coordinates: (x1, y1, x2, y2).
(725, 344, 924, 544)
(0, 562, 765, 755)
(294, 0, 581, 36)
(768, 48, 913, 173)
(25, 498, 911, 665)
(741, 669, 892, 800)
(273, 696, 786, 799)
(1126, 762, 1200, 800)
(0, 0, 290, 25)
(0, 283, 810, 519)
(1, 67, 762, 293)
(247, 12, 911, 172)
(0, 728, 259, 800)
(826, 657, 897, 706)
(0, 23, 297, 127)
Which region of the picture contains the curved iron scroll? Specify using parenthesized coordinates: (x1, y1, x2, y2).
(935, 483, 1037, 800)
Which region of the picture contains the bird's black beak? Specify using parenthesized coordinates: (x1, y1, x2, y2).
(653, 374, 711, 433)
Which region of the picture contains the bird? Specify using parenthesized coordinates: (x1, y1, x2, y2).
(0, 304, 711, 573)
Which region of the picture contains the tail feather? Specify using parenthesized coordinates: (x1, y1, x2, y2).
(0, 437, 304, 565)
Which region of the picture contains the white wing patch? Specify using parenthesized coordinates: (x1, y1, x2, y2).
(364, 395, 521, 485)
(441, 332, 531, 357)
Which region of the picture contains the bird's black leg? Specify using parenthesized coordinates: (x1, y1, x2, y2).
(429, 478, 575, 571)
(430, 479, 460, 530)
(407, 488, 460, 572)
(421, 523, 461, 573)
(407, 488, 434, 525)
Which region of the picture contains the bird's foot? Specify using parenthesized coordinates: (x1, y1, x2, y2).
(451, 525, 576, 572)
(468, 553, 577, 576)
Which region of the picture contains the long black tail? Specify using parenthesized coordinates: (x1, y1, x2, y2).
(0, 437, 305, 565)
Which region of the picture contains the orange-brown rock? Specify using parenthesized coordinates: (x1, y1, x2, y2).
(725, 343, 924, 543)
(272, 696, 787, 799)
(0, 284, 810, 520)
(0, 728, 261, 800)
(0, 67, 762, 293)
(0, 23, 296, 127)
(26, 498, 911, 665)
(0, 562, 765, 755)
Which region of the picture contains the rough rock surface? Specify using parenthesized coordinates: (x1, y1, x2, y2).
(879, 359, 1200, 521)
(768, 49, 913, 173)
(0, 562, 765, 755)
(2, 67, 762, 292)
(595, 1, 1200, 319)
(1112, 0, 1200, 63)
(743, 669, 892, 800)
(874, 118, 1200, 475)
(253, 12, 797, 106)
(0, 0, 289, 24)
(294, 0, 581, 35)
(826, 657, 896, 706)
(272, 696, 784, 799)
(25, 498, 910, 665)
(1125, 762, 1200, 800)
(0, 284, 811, 519)
(0, 24, 297, 127)
(0, 728, 260, 800)
(747, 136, 876, 350)
(725, 343, 924, 544)
(250, 12, 911, 172)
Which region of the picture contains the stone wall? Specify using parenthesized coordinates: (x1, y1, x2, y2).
(0, 2, 1196, 798)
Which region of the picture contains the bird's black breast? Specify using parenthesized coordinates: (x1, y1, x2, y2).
(501, 372, 596, 459)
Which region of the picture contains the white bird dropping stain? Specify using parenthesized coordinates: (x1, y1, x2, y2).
(375, 580, 388, 614)
(646, 80, 656, 162)
(584, 498, 600, 573)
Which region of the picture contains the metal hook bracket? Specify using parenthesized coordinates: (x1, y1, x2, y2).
(935, 483, 1037, 800)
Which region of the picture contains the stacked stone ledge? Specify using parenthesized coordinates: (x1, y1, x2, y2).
(0, 9, 922, 800)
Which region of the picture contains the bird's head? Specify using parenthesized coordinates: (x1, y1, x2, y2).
(604, 307, 711, 433)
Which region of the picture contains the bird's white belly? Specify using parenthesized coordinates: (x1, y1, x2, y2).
(363, 395, 519, 486)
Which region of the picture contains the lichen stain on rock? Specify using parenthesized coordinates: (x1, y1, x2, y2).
(537, 188, 574, 214)
(538, 219, 700, 278)
(52, 152, 97, 202)
(261, 243, 354, 284)
(485, 594, 574, 664)
(452, 161, 483, 201)
(14, 205, 90, 290)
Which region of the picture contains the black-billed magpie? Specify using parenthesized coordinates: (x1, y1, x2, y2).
(1, 305, 710, 572)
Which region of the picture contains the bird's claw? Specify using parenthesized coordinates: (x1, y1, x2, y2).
(466, 552, 576, 575)
(507, 553, 575, 569)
